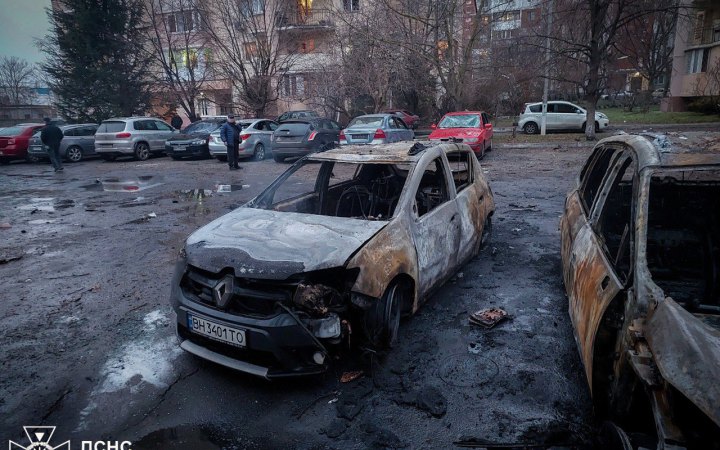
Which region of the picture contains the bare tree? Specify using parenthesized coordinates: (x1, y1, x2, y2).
(692, 57, 720, 114)
(535, 0, 680, 140)
(199, 0, 297, 117)
(0, 56, 37, 105)
(144, 0, 213, 121)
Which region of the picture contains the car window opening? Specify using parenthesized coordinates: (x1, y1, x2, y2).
(252, 161, 408, 220)
(647, 168, 720, 315)
(447, 151, 473, 192)
(414, 157, 450, 217)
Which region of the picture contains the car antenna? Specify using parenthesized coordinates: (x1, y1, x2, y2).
(408, 142, 427, 155)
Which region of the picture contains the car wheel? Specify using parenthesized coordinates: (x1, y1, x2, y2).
(101, 155, 116, 162)
(0, 157, 10, 165)
(171, 155, 182, 161)
(480, 216, 492, 250)
(216, 155, 227, 162)
(273, 154, 285, 163)
(595, 121, 600, 132)
(253, 143, 266, 161)
(26, 153, 40, 163)
(523, 122, 539, 134)
(486, 138, 493, 152)
(364, 281, 408, 349)
(65, 146, 83, 163)
(134, 142, 150, 161)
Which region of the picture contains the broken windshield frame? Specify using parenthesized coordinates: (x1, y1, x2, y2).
(248, 158, 412, 221)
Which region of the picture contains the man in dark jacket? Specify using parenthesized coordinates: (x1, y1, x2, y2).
(170, 114, 183, 130)
(219, 114, 242, 170)
(40, 117, 64, 172)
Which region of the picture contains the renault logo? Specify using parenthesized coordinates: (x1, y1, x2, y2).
(213, 275, 234, 309)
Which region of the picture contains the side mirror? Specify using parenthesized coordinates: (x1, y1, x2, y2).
(484, 123, 492, 129)
(431, 123, 437, 129)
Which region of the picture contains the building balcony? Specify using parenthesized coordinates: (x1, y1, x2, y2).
(276, 8, 335, 31)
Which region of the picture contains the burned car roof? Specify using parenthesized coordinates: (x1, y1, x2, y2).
(308, 142, 425, 163)
(597, 133, 720, 170)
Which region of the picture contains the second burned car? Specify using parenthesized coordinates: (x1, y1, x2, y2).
(171, 141, 494, 378)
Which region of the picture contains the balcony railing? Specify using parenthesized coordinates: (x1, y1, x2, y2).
(276, 8, 334, 29)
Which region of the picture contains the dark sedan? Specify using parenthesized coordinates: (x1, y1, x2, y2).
(165, 119, 225, 160)
(270, 118, 341, 163)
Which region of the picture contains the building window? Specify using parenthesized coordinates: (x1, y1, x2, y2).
(299, 39, 315, 53)
(280, 74, 305, 98)
(492, 29, 514, 40)
(244, 42, 258, 58)
(168, 10, 202, 33)
(344, 0, 360, 12)
(240, 0, 264, 16)
(526, 10, 535, 21)
(686, 48, 708, 74)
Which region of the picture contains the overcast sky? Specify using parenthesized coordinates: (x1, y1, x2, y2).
(0, 0, 52, 64)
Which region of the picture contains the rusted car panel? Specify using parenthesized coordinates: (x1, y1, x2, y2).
(646, 296, 720, 427)
(561, 133, 720, 447)
(171, 141, 494, 378)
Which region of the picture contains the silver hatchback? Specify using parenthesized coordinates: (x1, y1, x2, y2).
(95, 117, 177, 161)
(209, 119, 278, 161)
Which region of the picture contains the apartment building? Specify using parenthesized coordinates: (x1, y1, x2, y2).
(663, 0, 720, 111)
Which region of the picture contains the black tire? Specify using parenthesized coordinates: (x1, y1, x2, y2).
(480, 216, 492, 250)
(65, 146, 83, 163)
(26, 153, 40, 163)
(486, 138, 493, 152)
(595, 121, 600, 132)
(273, 154, 285, 163)
(364, 281, 408, 349)
(523, 122, 539, 134)
(216, 155, 227, 162)
(171, 155, 182, 161)
(0, 158, 10, 165)
(479, 141, 486, 159)
(134, 142, 150, 161)
(101, 155, 116, 162)
(253, 143, 266, 161)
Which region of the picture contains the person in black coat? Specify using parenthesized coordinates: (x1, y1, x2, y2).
(40, 117, 64, 172)
(170, 114, 183, 130)
(219, 115, 243, 170)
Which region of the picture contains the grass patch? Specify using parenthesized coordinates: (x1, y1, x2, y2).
(600, 106, 720, 124)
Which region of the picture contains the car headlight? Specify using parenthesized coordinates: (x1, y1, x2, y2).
(464, 137, 479, 143)
(596, 113, 607, 119)
(191, 139, 207, 145)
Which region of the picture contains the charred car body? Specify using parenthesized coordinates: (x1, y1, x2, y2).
(560, 134, 720, 448)
(171, 142, 494, 378)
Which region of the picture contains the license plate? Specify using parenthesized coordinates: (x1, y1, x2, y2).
(187, 314, 246, 347)
(351, 134, 369, 140)
(174, 146, 187, 151)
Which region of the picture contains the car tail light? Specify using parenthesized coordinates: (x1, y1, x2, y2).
(373, 129, 386, 139)
(240, 133, 251, 141)
(307, 131, 317, 141)
(339, 130, 346, 140)
(115, 132, 131, 138)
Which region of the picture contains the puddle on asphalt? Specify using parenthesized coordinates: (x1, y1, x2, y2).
(134, 425, 273, 450)
(19, 198, 56, 212)
(81, 176, 164, 192)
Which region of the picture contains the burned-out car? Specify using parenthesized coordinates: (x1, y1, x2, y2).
(560, 134, 720, 448)
(171, 142, 494, 378)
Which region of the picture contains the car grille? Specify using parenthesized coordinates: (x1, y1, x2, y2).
(181, 266, 296, 318)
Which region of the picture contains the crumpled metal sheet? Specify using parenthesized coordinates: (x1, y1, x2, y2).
(646, 297, 720, 427)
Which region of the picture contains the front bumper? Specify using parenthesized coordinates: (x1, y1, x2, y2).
(165, 143, 208, 157)
(597, 118, 610, 129)
(171, 267, 330, 378)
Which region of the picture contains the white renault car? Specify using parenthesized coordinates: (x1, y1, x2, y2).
(517, 101, 609, 135)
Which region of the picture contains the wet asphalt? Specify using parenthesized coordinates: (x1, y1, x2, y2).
(0, 143, 597, 449)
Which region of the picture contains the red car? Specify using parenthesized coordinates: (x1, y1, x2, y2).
(0, 123, 45, 164)
(428, 112, 493, 159)
(383, 109, 420, 129)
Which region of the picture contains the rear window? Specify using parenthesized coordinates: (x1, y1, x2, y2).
(276, 123, 311, 133)
(528, 105, 541, 113)
(98, 121, 126, 133)
(348, 116, 384, 127)
(0, 126, 27, 136)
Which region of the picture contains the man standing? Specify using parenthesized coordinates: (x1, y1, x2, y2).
(40, 117, 64, 172)
(220, 115, 242, 170)
(170, 114, 183, 130)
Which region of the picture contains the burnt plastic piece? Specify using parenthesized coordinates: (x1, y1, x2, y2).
(408, 142, 427, 155)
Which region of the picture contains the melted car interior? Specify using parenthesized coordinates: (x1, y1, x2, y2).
(647, 169, 720, 314)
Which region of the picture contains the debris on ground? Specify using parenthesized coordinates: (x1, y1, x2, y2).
(360, 422, 408, 449)
(321, 418, 349, 438)
(340, 371, 364, 383)
(147, 212, 157, 218)
(469, 307, 510, 329)
(0, 222, 11, 229)
(398, 385, 447, 418)
(467, 342, 482, 355)
(336, 378, 373, 420)
(0, 248, 24, 265)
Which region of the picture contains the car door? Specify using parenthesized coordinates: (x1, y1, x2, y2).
(410, 155, 461, 295)
(394, 117, 413, 141)
(265, 121, 278, 150)
(567, 152, 636, 389)
(482, 113, 493, 142)
(154, 120, 175, 149)
(447, 149, 485, 263)
(79, 126, 98, 155)
(546, 103, 561, 129)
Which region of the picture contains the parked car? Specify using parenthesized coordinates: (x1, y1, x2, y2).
(271, 118, 341, 162)
(560, 134, 720, 448)
(340, 114, 414, 146)
(209, 118, 279, 162)
(94, 117, 177, 161)
(651, 88, 667, 98)
(276, 110, 319, 123)
(0, 123, 45, 164)
(171, 141, 495, 378)
(428, 111, 493, 159)
(27, 123, 99, 163)
(383, 109, 420, 129)
(518, 101, 609, 134)
(165, 119, 226, 160)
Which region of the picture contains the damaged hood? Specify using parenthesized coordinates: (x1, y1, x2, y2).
(185, 207, 387, 279)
